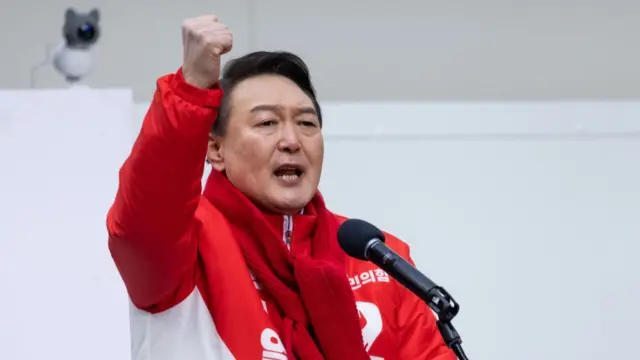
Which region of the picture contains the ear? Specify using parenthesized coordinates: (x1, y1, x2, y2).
(207, 133, 225, 172)
(89, 8, 100, 22)
(65, 8, 76, 22)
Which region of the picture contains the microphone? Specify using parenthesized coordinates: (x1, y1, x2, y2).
(338, 218, 468, 360)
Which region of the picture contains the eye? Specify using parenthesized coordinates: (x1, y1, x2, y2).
(299, 120, 318, 127)
(258, 120, 277, 127)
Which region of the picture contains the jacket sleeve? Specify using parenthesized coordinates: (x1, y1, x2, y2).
(394, 245, 458, 360)
(107, 69, 222, 312)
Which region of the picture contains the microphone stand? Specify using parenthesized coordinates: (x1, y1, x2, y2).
(424, 286, 468, 360)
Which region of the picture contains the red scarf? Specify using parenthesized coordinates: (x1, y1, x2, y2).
(203, 169, 370, 360)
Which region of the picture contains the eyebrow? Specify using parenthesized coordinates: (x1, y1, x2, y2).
(250, 104, 317, 116)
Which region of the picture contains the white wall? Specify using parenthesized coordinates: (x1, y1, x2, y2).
(3, 0, 640, 102)
(1, 92, 638, 360)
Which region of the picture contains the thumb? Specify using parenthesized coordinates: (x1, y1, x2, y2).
(211, 45, 223, 56)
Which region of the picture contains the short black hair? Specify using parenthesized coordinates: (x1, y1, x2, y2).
(211, 51, 322, 136)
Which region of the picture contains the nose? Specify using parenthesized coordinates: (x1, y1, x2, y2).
(276, 121, 301, 154)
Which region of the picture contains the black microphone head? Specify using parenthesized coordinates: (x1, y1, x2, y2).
(337, 218, 386, 260)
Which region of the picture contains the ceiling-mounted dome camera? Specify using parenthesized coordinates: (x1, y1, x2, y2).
(63, 8, 101, 48)
(52, 8, 101, 83)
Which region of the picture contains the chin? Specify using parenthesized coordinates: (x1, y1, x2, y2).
(271, 192, 314, 214)
(273, 200, 309, 214)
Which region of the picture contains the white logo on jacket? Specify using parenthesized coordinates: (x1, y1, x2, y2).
(356, 301, 383, 352)
(261, 328, 287, 360)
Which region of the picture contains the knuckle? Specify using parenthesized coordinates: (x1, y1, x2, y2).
(182, 19, 197, 33)
(182, 17, 195, 27)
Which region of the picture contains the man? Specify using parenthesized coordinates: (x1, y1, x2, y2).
(107, 14, 455, 360)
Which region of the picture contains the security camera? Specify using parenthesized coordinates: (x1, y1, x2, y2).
(52, 8, 101, 83)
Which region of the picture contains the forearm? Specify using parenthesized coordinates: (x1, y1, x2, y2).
(107, 69, 222, 307)
(108, 71, 218, 239)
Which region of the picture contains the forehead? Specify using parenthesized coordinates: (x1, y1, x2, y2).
(228, 74, 315, 111)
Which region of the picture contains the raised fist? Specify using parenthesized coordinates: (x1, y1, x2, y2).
(181, 15, 233, 89)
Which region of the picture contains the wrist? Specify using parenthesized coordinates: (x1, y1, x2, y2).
(172, 68, 223, 108)
(182, 70, 216, 89)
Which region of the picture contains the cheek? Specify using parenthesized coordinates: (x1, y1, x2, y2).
(225, 137, 272, 176)
(308, 137, 325, 167)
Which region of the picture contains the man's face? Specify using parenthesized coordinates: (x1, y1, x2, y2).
(208, 74, 324, 214)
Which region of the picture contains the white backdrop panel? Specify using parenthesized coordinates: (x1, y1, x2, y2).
(0, 88, 134, 360)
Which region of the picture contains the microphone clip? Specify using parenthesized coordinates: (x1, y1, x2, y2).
(427, 287, 467, 360)
(427, 286, 459, 322)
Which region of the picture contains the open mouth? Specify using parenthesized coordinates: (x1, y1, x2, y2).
(273, 165, 304, 181)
